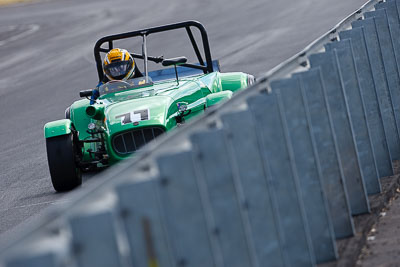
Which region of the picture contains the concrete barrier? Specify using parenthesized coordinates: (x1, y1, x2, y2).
(339, 27, 392, 178)
(325, 39, 380, 195)
(293, 68, 355, 240)
(352, 17, 400, 161)
(309, 50, 370, 215)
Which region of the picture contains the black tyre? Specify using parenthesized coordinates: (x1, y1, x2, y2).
(46, 133, 82, 192)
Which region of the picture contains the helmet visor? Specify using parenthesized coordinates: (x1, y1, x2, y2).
(104, 60, 133, 80)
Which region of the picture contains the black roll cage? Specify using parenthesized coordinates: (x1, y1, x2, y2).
(94, 21, 214, 82)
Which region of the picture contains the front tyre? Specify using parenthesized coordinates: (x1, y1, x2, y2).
(46, 133, 82, 192)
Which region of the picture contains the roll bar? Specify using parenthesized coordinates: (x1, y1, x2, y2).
(94, 21, 214, 82)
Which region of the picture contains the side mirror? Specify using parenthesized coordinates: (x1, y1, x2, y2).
(80, 89, 93, 98)
(162, 56, 188, 67)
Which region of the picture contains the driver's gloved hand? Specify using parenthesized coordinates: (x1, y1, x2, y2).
(90, 82, 103, 105)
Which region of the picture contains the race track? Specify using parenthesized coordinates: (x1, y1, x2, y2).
(0, 0, 368, 240)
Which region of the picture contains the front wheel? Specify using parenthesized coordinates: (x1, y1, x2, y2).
(46, 133, 82, 192)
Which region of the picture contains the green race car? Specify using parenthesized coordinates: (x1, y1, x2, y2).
(44, 21, 254, 192)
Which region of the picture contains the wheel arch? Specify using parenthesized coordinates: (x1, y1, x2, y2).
(44, 119, 73, 139)
(218, 72, 250, 93)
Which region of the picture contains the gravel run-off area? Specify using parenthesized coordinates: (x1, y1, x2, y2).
(320, 161, 400, 267)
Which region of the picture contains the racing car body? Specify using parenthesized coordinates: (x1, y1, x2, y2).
(44, 21, 254, 191)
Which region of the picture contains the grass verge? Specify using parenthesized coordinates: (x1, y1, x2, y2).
(0, 0, 34, 6)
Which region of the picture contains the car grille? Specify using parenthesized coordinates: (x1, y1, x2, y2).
(112, 127, 165, 155)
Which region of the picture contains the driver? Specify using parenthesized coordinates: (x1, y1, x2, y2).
(103, 48, 143, 81)
(91, 48, 143, 104)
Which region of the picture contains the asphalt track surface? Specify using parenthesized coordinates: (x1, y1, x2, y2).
(0, 0, 369, 242)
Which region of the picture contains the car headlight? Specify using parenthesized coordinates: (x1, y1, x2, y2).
(88, 123, 96, 130)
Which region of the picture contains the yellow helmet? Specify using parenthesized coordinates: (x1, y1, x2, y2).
(103, 48, 135, 81)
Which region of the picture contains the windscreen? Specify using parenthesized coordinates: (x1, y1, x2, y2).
(98, 78, 153, 96)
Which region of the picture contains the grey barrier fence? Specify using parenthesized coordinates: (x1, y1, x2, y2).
(2, 0, 399, 266)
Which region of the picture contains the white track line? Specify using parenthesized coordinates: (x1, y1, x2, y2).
(0, 24, 40, 47)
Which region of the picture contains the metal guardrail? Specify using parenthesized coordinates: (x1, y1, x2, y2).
(2, 0, 399, 266)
